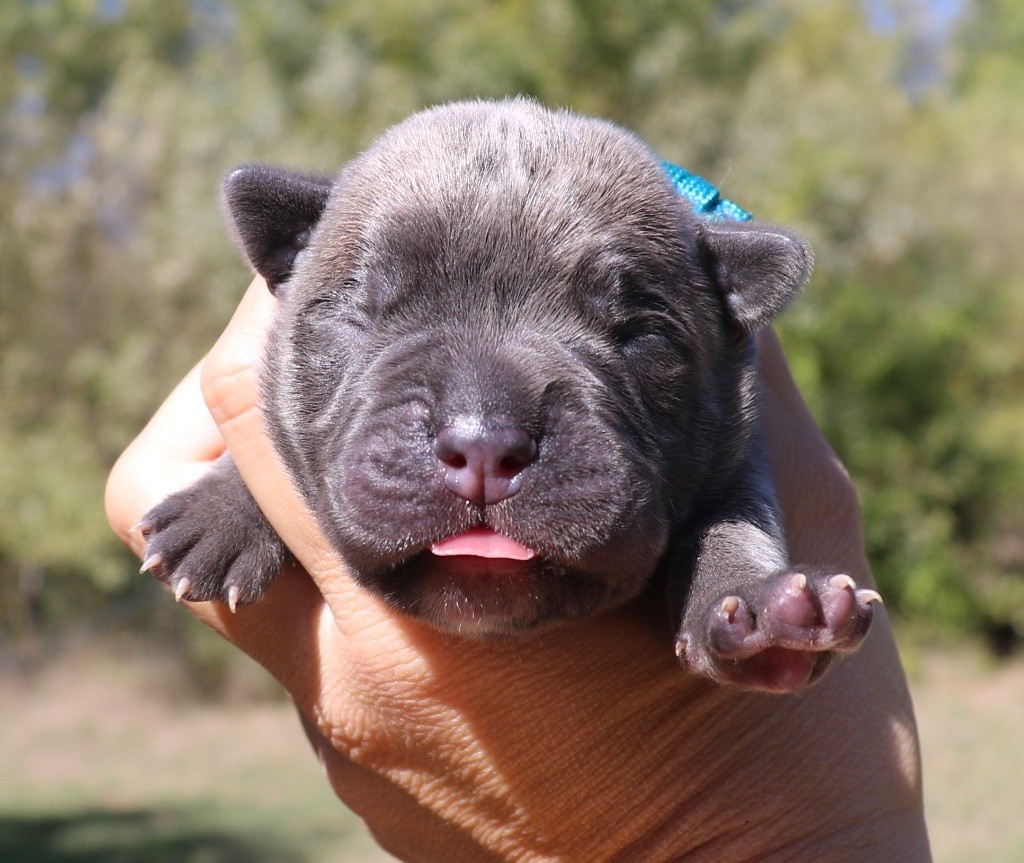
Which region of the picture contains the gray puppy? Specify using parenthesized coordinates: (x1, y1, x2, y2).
(138, 99, 878, 692)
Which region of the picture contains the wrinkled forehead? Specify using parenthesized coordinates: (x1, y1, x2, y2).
(318, 103, 688, 282)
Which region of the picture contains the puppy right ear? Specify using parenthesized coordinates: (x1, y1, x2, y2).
(695, 219, 813, 334)
(221, 165, 333, 294)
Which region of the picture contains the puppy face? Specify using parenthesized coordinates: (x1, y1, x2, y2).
(223, 100, 810, 635)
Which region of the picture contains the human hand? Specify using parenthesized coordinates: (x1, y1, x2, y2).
(106, 278, 931, 862)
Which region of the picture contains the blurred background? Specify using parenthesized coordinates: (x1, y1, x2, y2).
(0, 0, 1021, 860)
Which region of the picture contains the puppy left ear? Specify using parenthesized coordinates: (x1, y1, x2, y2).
(221, 165, 334, 294)
(696, 220, 814, 333)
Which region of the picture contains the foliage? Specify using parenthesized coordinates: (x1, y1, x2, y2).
(0, 0, 1020, 641)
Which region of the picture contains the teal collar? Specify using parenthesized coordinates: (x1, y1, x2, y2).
(661, 161, 752, 222)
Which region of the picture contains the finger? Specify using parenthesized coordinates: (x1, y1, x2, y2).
(105, 361, 224, 555)
(197, 279, 337, 578)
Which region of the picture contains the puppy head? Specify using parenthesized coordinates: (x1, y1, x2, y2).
(221, 99, 812, 635)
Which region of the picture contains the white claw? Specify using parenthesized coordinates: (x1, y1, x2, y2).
(674, 636, 688, 660)
(829, 574, 857, 591)
(139, 553, 162, 574)
(856, 589, 884, 606)
(227, 585, 240, 614)
(173, 577, 191, 603)
(790, 573, 808, 591)
(721, 595, 741, 617)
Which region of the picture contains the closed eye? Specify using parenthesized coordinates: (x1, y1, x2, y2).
(611, 311, 674, 348)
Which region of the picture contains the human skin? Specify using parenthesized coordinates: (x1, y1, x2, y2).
(106, 278, 932, 862)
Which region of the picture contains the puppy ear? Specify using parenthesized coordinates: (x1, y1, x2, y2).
(695, 220, 813, 333)
(221, 165, 333, 294)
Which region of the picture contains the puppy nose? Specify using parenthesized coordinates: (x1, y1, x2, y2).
(434, 421, 537, 505)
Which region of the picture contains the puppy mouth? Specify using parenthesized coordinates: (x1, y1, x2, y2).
(413, 528, 541, 633)
(374, 527, 613, 636)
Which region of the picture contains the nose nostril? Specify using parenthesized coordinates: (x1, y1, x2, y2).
(434, 430, 468, 469)
(498, 450, 532, 476)
(445, 453, 467, 470)
(502, 435, 537, 473)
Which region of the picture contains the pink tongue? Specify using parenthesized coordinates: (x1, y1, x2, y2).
(430, 528, 537, 561)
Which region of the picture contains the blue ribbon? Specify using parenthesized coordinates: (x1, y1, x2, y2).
(661, 161, 752, 222)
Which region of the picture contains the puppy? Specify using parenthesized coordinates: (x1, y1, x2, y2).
(137, 99, 878, 692)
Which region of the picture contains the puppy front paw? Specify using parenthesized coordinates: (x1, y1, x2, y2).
(134, 464, 288, 611)
(676, 569, 880, 693)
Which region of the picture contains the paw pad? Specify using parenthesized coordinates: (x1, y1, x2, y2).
(678, 567, 879, 693)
